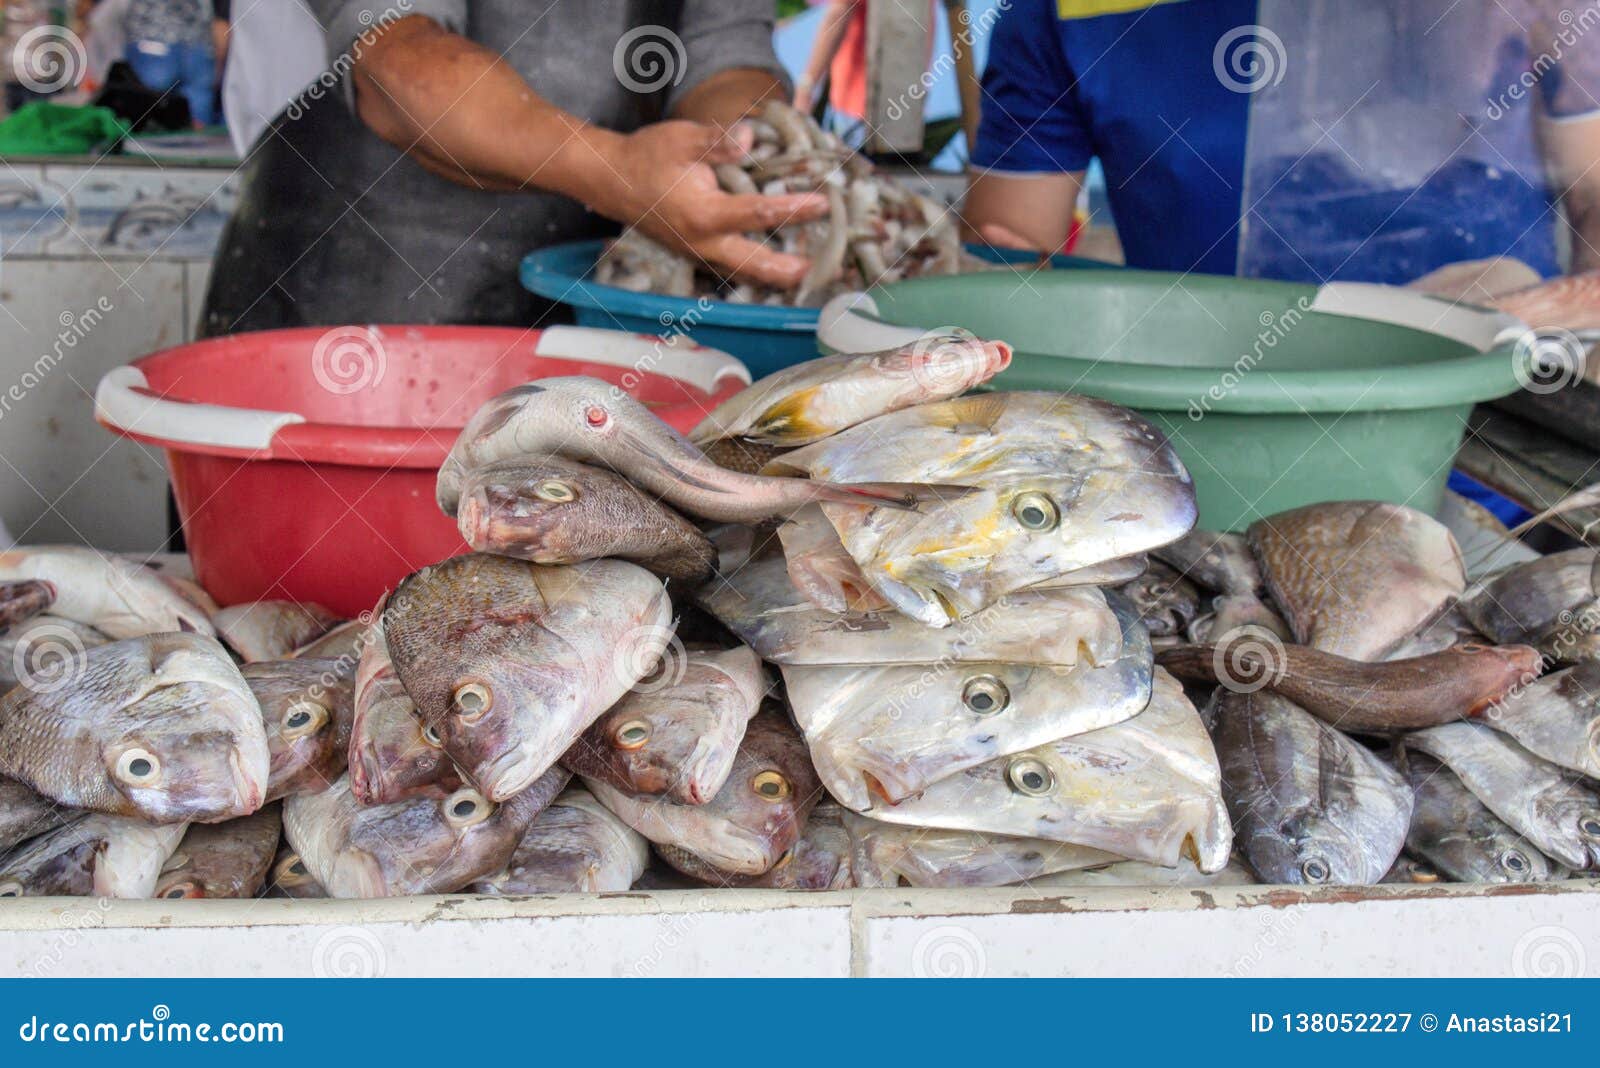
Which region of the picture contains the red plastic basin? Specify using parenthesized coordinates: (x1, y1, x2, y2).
(94, 325, 751, 617)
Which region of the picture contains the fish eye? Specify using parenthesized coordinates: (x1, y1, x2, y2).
(1300, 857, 1331, 884)
(961, 674, 1010, 715)
(1581, 814, 1600, 838)
(0, 880, 23, 897)
(751, 770, 790, 802)
(114, 748, 162, 785)
(161, 881, 199, 899)
(421, 722, 442, 748)
(1006, 757, 1054, 797)
(444, 788, 493, 827)
(614, 719, 651, 750)
(452, 682, 492, 723)
(289, 860, 307, 876)
(1011, 491, 1060, 532)
(583, 405, 610, 429)
(535, 479, 576, 503)
(281, 700, 329, 740)
(1498, 849, 1529, 874)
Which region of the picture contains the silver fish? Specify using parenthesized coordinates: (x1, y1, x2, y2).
(154, 805, 283, 898)
(764, 392, 1197, 625)
(844, 812, 1118, 888)
(778, 504, 895, 614)
(1459, 549, 1600, 661)
(1480, 660, 1600, 777)
(0, 633, 269, 823)
(0, 814, 186, 897)
(1213, 689, 1411, 885)
(436, 376, 956, 522)
(472, 787, 649, 894)
(1396, 750, 1565, 883)
(585, 712, 821, 878)
(1248, 501, 1466, 661)
(697, 552, 1123, 669)
(0, 775, 72, 852)
(689, 337, 1011, 448)
(1404, 721, 1600, 870)
(0, 546, 214, 638)
(283, 769, 568, 897)
(782, 595, 1152, 810)
(866, 669, 1232, 871)
(383, 554, 671, 801)
(561, 645, 766, 805)
(214, 601, 343, 662)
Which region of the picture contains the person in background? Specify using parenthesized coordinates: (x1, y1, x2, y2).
(202, 3, 825, 333)
(793, 0, 866, 120)
(123, 0, 216, 126)
(963, 0, 1600, 285)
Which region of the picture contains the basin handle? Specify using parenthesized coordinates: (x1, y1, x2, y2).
(817, 292, 931, 354)
(94, 365, 304, 451)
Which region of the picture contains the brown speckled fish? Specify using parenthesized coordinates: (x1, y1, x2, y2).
(383, 554, 671, 802)
(283, 769, 568, 897)
(1248, 501, 1465, 661)
(455, 458, 716, 585)
(348, 629, 459, 805)
(154, 804, 283, 899)
(585, 712, 821, 878)
(0, 580, 52, 628)
(245, 658, 355, 801)
(561, 645, 766, 805)
(1159, 640, 1541, 733)
(1459, 549, 1600, 662)
(0, 774, 72, 852)
(0, 633, 268, 824)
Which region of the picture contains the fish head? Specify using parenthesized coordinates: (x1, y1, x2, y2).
(685, 713, 821, 873)
(245, 660, 354, 800)
(350, 697, 459, 805)
(106, 677, 269, 824)
(339, 786, 511, 896)
(1535, 788, 1600, 869)
(869, 335, 1013, 400)
(265, 847, 323, 898)
(589, 692, 723, 802)
(1254, 808, 1371, 885)
(153, 851, 206, 899)
(456, 461, 604, 560)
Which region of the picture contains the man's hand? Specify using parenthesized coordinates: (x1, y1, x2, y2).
(592, 121, 828, 289)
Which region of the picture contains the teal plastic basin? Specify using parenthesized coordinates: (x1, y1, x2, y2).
(859, 270, 1527, 530)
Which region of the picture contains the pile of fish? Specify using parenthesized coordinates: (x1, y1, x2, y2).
(3, 331, 1598, 898)
(594, 100, 980, 307)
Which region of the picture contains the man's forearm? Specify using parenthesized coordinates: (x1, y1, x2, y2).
(672, 67, 785, 127)
(350, 15, 623, 201)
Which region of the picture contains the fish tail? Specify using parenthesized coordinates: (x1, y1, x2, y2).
(807, 480, 977, 512)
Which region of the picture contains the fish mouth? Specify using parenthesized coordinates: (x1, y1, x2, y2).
(456, 491, 490, 548)
(349, 744, 382, 805)
(228, 748, 264, 815)
(330, 851, 388, 898)
(696, 828, 777, 876)
(476, 747, 546, 802)
(675, 739, 731, 805)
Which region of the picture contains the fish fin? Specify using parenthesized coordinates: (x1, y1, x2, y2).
(921, 392, 1008, 435)
(749, 388, 826, 442)
(807, 481, 978, 513)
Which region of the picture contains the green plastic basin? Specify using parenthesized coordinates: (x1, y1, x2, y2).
(851, 270, 1526, 530)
